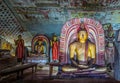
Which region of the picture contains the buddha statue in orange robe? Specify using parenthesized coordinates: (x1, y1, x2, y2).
(51, 34, 59, 62)
(14, 35, 24, 63)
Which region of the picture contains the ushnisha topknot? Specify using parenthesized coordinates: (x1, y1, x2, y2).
(77, 22, 87, 33)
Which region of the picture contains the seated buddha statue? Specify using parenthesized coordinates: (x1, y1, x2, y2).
(35, 40, 45, 55)
(62, 23, 96, 72)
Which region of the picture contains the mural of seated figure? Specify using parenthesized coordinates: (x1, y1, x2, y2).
(62, 23, 106, 72)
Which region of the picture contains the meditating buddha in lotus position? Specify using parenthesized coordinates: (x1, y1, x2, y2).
(62, 23, 96, 71)
(35, 40, 45, 55)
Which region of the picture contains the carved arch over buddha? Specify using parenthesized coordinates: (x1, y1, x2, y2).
(60, 18, 105, 65)
(31, 34, 50, 58)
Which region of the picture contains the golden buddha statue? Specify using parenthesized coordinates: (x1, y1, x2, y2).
(35, 40, 45, 54)
(62, 23, 96, 71)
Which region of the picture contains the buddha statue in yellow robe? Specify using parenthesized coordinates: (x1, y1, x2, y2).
(62, 23, 96, 71)
(35, 40, 45, 54)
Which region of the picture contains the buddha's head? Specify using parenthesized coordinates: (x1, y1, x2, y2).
(53, 34, 57, 41)
(108, 24, 112, 31)
(18, 35, 22, 39)
(38, 40, 43, 45)
(78, 28, 88, 44)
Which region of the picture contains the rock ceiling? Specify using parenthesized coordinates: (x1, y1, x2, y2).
(7, 0, 120, 24)
(0, 0, 120, 46)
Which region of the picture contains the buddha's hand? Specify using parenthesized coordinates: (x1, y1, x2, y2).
(78, 64, 89, 69)
(87, 58, 95, 67)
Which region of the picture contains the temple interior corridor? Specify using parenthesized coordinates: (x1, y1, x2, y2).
(1, 0, 120, 83)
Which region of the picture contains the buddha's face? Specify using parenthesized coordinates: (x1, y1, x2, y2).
(53, 36, 57, 41)
(18, 35, 22, 39)
(78, 30, 88, 43)
(38, 41, 42, 45)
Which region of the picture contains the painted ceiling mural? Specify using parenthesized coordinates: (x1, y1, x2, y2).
(70, 10, 120, 30)
(0, 0, 120, 46)
(8, 0, 120, 29)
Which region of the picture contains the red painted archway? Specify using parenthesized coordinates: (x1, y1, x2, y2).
(60, 18, 105, 65)
(31, 34, 50, 58)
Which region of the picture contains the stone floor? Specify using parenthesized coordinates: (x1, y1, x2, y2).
(0, 65, 119, 83)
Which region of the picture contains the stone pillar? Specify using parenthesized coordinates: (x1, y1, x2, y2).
(114, 31, 120, 80)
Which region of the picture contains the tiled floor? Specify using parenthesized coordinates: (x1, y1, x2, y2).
(0, 65, 119, 83)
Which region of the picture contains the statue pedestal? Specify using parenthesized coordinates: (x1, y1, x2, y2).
(49, 62, 62, 77)
(49, 62, 109, 79)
